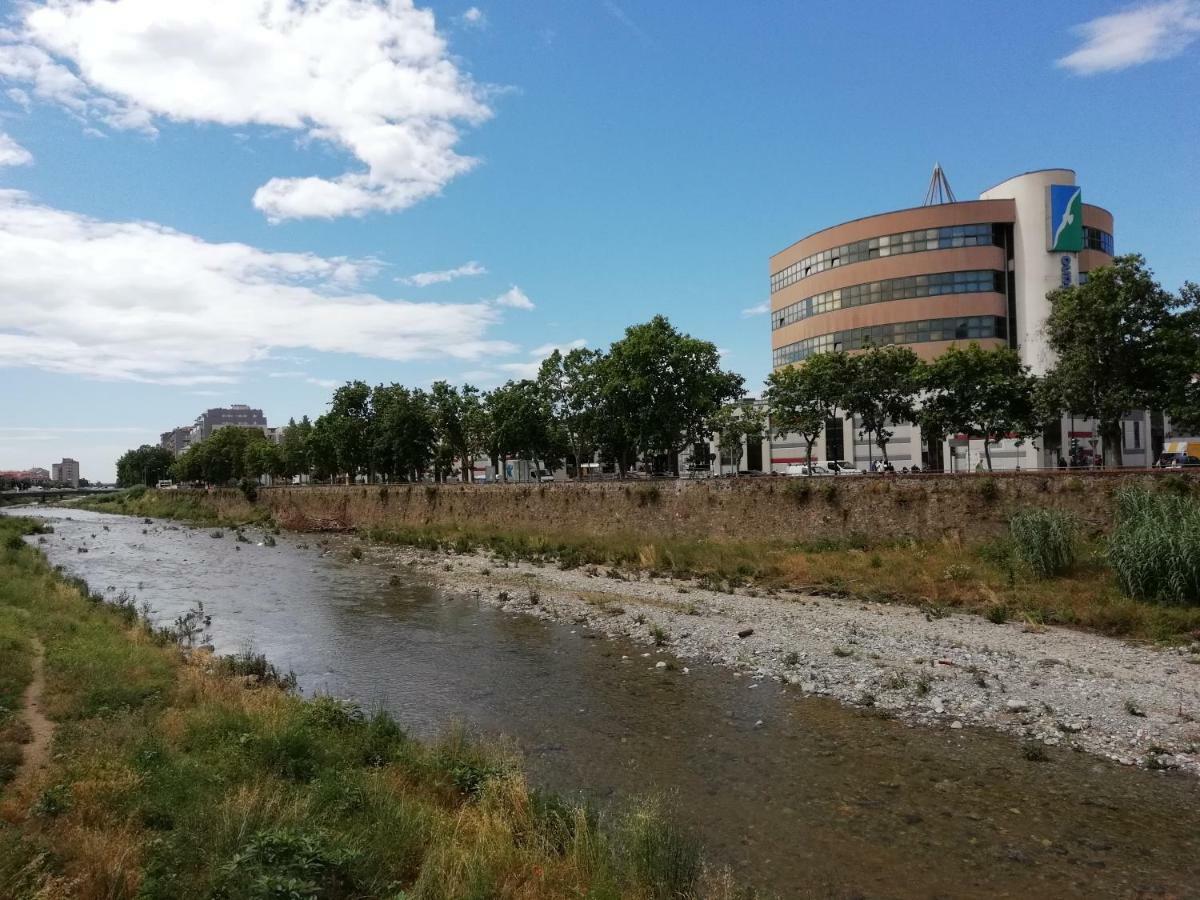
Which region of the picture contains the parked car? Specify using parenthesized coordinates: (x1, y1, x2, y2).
(824, 460, 863, 475)
(532, 469, 556, 483)
(785, 463, 832, 477)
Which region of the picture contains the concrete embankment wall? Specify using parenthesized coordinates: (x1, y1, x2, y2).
(200, 473, 1198, 544)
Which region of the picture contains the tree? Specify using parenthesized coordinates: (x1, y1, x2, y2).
(921, 343, 1040, 471)
(429, 381, 480, 482)
(486, 380, 561, 480)
(371, 383, 435, 481)
(279, 416, 312, 481)
(324, 381, 373, 482)
(764, 351, 849, 467)
(710, 400, 766, 475)
(538, 347, 604, 477)
(601, 315, 744, 476)
(116, 444, 175, 487)
(839, 344, 924, 466)
(244, 440, 284, 481)
(1045, 255, 1193, 466)
(1163, 282, 1200, 435)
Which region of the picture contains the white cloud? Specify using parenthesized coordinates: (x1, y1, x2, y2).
(0, 190, 517, 384)
(1057, 0, 1200, 74)
(306, 376, 341, 389)
(493, 285, 534, 310)
(5, 87, 31, 110)
(461, 7, 486, 28)
(0, 0, 493, 219)
(0, 131, 32, 166)
(399, 260, 487, 286)
(740, 301, 770, 318)
(528, 339, 587, 357)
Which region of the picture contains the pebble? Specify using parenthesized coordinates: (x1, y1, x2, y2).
(1005, 699, 1031, 713)
(655, 661, 667, 669)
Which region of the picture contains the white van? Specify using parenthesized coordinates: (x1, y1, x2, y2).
(785, 463, 832, 477)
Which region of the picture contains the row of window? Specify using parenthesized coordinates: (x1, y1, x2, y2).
(770, 223, 1000, 293)
(771, 270, 1004, 331)
(772, 316, 1007, 367)
(1084, 227, 1114, 255)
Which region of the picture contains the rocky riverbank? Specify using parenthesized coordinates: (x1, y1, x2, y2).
(356, 539, 1200, 777)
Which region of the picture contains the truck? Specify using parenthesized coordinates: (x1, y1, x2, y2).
(1155, 439, 1200, 468)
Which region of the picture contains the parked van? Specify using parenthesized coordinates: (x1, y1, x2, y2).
(824, 460, 863, 475)
(155, 479, 176, 490)
(1155, 439, 1200, 468)
(785, 463, 832, 477)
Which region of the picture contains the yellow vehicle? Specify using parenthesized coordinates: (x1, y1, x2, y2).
(1155, 439, 1200, 468)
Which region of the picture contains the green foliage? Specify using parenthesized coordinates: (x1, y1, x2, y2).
(116, 444, 176, 488)
(838, 344, 923, 464)
(764, 351, 848, 465)
(212, 827, 360, 899)
(920, 343, 1041, 471)
(600, 315, 744, 475)
(1008, 508, 1078, 578)
(1044, 255, 1194, 466)
(1108, 488, 1200, 605)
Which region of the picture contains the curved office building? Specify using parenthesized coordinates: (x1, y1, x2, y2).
(767, 169, 1124, 470)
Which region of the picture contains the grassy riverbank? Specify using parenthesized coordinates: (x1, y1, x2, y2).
(71, 486, 1200, 644)
(0, 517, 741, 900)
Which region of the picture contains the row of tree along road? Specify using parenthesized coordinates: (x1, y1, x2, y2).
(116, 255, 1199, 487)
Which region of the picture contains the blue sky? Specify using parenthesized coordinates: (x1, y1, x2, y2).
(1, 0, 1198, 480)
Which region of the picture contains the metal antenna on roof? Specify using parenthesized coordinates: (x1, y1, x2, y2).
(922, 162, 957, 206)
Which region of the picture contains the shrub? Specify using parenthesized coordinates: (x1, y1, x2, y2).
(785, 480, 811, 505)
(977, 477, 1000, 503)
(1108, 488, 1200, 605)
(1009, 508, 1077, 578)
(237, 477, 258, 502)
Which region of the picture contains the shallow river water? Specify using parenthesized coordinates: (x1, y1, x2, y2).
(11, 506, 1200, 898)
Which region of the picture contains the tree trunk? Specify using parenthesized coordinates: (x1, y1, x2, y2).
(1104, 420, 1124, 467)
(501, 454, 508, 482)
(983, 438, 993, 471)
(805, 436, 815, 467)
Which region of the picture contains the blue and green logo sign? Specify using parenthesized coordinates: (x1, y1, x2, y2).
(1048, 184, 1083, 252)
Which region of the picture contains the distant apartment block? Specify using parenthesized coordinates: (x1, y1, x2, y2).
(1, 467, 51, 484)
(51, 458, 80, 487)
(160, 426, 193, 455)
(194, 404, 268, 441)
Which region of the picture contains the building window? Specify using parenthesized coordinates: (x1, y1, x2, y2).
(771, 269, 1004, 330)
(1083, 227, 1114, 255)
(772, 316, 1007, 368)
(770, 223, 1001, 293)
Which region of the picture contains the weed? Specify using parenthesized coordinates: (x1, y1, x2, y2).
(977, 478, 1000, 503)
(1123, 698, 1146, 717)
(650, 624, 669, 646)
(349, 546, 363, 560)
(942, 563, 972, 582)
(1009, 508, 1078, 578)
(883, 672, 908, 690)
(783, 651, 800, 666)
(985, 604, 1009, 625)
(914, 674, 932, 696)
(636, 485, 662, 507)
(1022, 743, 1049, 762)
(1108, 488, 1200, 605)
(785, 480, 811, 504)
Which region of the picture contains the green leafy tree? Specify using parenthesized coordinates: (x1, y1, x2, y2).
(601, 315, 744, 476)
(764, 351, 849, 467)
(371, 383, 435, 481)
(116, 444, 176, 487)
(325, 381, 373, 482)
(279, 416, 312, 481)
(172, 427, 270, 485)
(920, 343, 1041, 471)
(307, 416, 339, 482)
(1163, 282, 1200, 435)
(1045, 255, 1192, 466)
(244, 440, 284, 481)
(428, 381, 484, 482)
(538, 347, 604, 477)
(710, 400, 766, 475)
(486, 380, 561, 480)
(839, 344, 924, 466)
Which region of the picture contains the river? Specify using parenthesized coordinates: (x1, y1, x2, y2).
(11, 505, 1200, 898)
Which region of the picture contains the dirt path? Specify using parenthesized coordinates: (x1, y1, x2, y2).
(6, 638, 54, 810)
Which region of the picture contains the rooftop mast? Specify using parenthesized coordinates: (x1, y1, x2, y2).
(922, 162, 957, 206)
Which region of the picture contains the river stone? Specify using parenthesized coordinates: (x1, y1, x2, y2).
(1005, 699, 1030, 713)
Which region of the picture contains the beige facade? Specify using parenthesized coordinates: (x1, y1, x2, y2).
(767, 168, 1118, 471)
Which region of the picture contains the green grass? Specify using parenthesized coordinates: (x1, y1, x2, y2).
(0, 516, 743, 899)
(71, 486, 270, 527)
(1108, 487, 1200, 605)
(1008, 508, 1078, 578)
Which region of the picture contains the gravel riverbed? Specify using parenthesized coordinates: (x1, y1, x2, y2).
(360, 541, 1200, 777)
